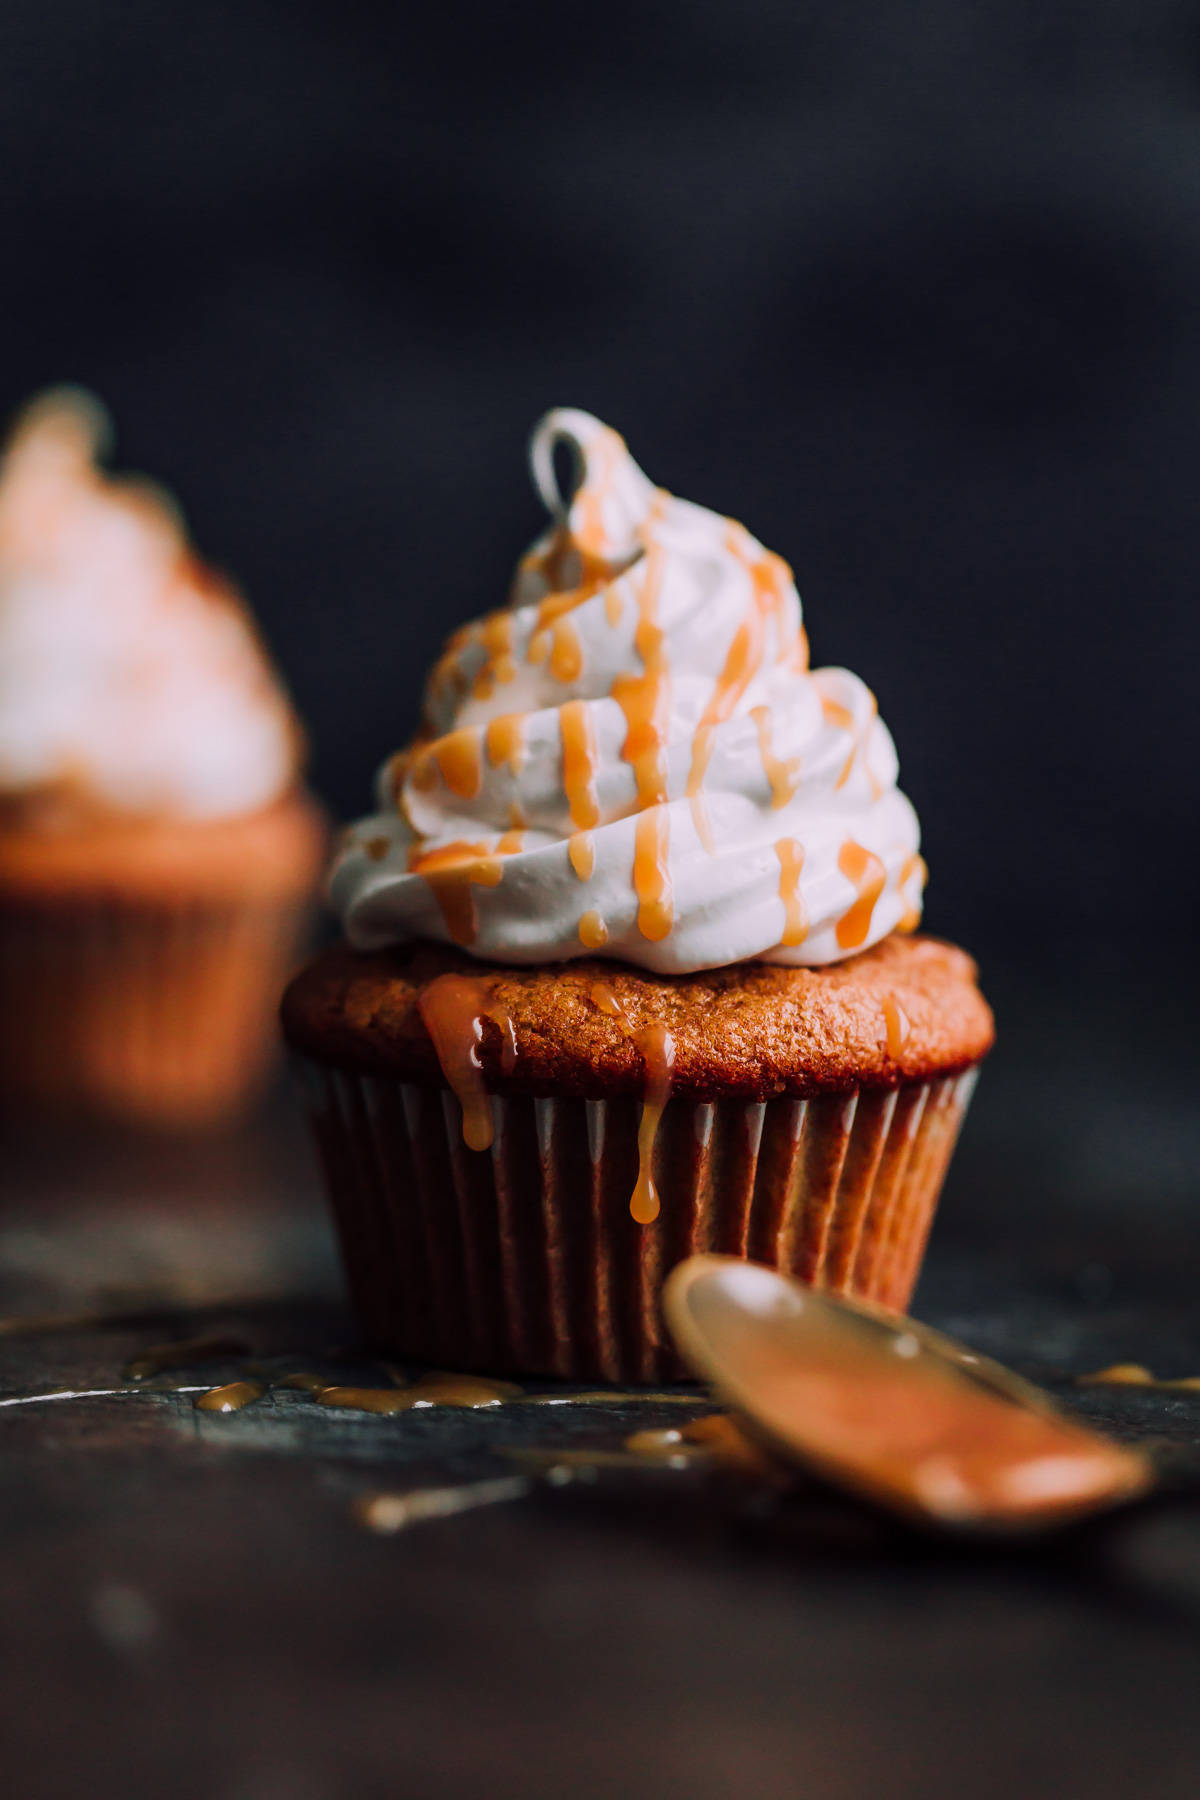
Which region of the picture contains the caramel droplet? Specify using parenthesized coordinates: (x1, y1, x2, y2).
(589, 981, 628, 1023)
(195, 1380, 264, 1414)
(578, 910, 609, 949)
(1075, 1364, 1155, 1388)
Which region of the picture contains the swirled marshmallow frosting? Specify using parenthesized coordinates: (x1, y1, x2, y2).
(0, 389, 301, 821)
(334, 409, 925, 972)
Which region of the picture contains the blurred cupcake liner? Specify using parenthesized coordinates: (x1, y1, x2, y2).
(293, 1060, 980, 1382)
(0, 892, 315, 1125)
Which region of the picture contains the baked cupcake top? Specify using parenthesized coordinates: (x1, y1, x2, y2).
(0, 389, 302, 825)
(282, 933, 992, 1101)
(332, 409, 924, 974)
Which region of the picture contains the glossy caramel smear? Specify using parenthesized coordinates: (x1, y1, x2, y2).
(417, 972, 501, 1152)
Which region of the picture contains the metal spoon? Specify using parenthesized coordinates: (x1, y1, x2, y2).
(663, 1256, 1154, 1534)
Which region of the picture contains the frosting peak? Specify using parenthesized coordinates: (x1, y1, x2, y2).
(333, 409, 925, 972)
(0, 389, 301, 822)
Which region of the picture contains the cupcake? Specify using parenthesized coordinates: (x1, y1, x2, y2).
(282, 409, 992, 1380)
(0, 389, 325, 1124)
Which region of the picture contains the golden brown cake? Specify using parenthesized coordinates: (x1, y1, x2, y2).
(283, 935, 990, 1378)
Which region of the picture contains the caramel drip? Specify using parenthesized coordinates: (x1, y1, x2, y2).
(751, 704, 800, 808)
(630, 1023, 675, 1225)
(410, 842, 503, 948)
(685, 527, 790, 822)
(895, 852, 927, 934)
(195, 1380, 263, 1414)
(124, 1335, 249, 1380)
(432, 727, 483, 800)
(578, 910, 608, 949)
(775, 838, 808, 947)
(819, 688, 855, 733)
(569, 833, 595, 881)
(495, 830, 524, 856)
(836, 840, 886, 950)
(549, 615, 583, 683)
(605, 587, 624, 628)
(612, 512, 671, 807)
(633, 806, 673, 941)
(589, 981, 628, 1023)
(472, 612, 517, 699)
(417, 972, 503, 1151)
(835, 691, 879, 794)
(560, 699, 600, 831)
(485, 713, 527, 777)
(882, 995, 911, 1059)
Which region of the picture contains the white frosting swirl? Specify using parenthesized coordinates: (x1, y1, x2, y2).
(0, 389, 300, 821)
(334, 408, 924, 972)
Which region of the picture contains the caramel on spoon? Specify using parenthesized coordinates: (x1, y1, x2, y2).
(663, 1256, 1153, 1534)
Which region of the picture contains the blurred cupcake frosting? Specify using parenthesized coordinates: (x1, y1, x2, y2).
(0, 388, 301, 823)
(334, 408, 925, 972)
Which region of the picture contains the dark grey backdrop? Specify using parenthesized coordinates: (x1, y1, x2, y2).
(3, 0, 1197, 994)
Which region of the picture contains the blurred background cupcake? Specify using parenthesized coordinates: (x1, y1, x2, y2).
(0, 388, 325, 1124)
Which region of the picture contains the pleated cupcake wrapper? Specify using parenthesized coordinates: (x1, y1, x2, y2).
(0, 894, 311, 1124)
(296, 1060, 980, 1383)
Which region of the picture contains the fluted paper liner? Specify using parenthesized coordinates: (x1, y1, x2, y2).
(0, 894, 312, 1124)
(296, 1060, 980, 1382)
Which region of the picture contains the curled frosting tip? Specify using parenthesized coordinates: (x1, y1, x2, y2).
(333, 410, 925, 972)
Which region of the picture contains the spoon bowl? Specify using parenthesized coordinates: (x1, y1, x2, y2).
(663, 1257, 1153, 1534)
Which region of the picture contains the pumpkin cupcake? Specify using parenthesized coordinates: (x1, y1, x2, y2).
(0, 389, 325, 1123)
(282, 408, 992, 1379)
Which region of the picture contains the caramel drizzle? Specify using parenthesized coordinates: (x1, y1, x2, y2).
(560, 699, 600, 833)
(895, 852, 927, 934)
(409, 727, 483, 802)
(586, 983, 675, 1223)
(685, 526, 791, 839)
(417, 972, 520, 1152)
(611, 525, 671, 809)
(750, 704, 800, 809)
(569, 834, 596, 881)
(471, 612, 517, 700)
(775, 838, 808, 947)
(836, 840, 887, 950)
(881, 995, 911, 1059)
(633, 806, 673, 941)
(409, 840, 503, 947)
(630, 1023, 675, 1225)
(485, 713, 527, 777)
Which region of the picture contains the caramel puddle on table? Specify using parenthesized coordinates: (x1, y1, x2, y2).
(124, 1334, 250, 1381)
(1076, 1363, 1200, 1392)
(194, 1380, 264, 1414)
(318, 1373, 524, 1413)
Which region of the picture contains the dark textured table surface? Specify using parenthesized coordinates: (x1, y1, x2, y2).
(4, 993, 1200, 1800)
